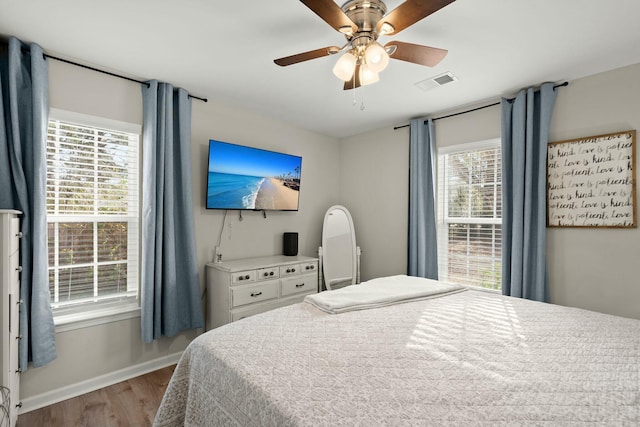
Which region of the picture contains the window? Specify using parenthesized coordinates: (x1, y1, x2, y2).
(436, 139, 502, 290)
(46, 110, 140, 317)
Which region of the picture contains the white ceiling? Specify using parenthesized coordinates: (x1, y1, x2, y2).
(2, 0, 640, 138)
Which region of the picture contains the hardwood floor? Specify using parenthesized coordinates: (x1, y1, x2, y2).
(17, 365, 175, 427)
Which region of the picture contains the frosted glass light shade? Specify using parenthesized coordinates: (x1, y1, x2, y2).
(364, 43, 389, 73)
(332, 52, 357, 81)
(360, 64, 380, 86)
(378, 22, 395, 36)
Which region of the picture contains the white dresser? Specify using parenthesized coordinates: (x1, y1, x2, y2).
(0, 210, 22, 427)
(206, 255, 318, 330)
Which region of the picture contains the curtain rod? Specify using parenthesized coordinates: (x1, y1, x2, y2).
(13, 42, 208, 103)
(393, 81, 568, 130)
(45, 54, 208, 103)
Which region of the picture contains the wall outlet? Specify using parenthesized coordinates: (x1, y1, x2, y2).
(214, 246, 222, 263)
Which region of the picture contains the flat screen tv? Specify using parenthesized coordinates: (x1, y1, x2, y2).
(206, 140, 302, 211)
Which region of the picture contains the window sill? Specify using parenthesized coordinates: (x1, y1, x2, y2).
(54, 304, 141, 333)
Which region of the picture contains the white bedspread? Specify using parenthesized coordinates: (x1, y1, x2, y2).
(154, 285, 640, 426)
(304, 275, 465, 314)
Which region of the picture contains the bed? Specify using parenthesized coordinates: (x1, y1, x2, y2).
(154, 275, 639, 426)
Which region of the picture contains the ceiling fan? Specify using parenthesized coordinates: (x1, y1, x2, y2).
(274, 0, 456, 90)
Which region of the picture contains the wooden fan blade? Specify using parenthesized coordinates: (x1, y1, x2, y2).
(377, 0, 456, 35)
(385, 41, 448, 67)
(274, 46, 340, 66)
(300, 0, 357, 33)
(343, 64, 362, 90)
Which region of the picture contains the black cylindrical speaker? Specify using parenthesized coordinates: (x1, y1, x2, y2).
(283, 232, 298, 256)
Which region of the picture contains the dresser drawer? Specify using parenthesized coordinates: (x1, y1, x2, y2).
(300, 261, 318, 274)
(280, 264, 300, 277)
(9, 217, 20, 256)
(257, 267, 279, 281)
(230, 296, 295, 322)
(281, 274, 318, 297)
(231, 281, 278, 307)
(231, 304, 267, 323)
(231, 270, 256, 284)
(9, 252, 20, 284)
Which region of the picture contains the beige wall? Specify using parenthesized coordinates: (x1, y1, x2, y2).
(340, 62, 640, 321)
(21, 60, 340, 399)
(339, 125, 411, 281)
(546, 64, 640, 319)
(22, 54, 640, 401)
(338, 103, 501, 282)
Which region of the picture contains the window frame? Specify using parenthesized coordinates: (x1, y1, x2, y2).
(436, 138, 502, 291)
(47, 109, 142, 330)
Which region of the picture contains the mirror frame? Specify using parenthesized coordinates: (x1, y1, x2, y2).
(321, 205, 357, 290)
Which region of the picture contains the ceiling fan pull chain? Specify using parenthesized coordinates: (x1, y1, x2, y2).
(352, 73, 357, 106)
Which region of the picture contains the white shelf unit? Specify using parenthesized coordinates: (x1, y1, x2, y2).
(0, 210, 22, 427)
(206, 255, 318, 330)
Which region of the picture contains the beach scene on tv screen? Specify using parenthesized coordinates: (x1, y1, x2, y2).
(207, 141, 301, 210)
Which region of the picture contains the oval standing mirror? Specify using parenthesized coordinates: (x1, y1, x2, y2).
(321, 205, 357, 290)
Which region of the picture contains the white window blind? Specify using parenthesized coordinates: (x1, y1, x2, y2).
(437, 140, 502, 290)
(46, 113, 140, 310)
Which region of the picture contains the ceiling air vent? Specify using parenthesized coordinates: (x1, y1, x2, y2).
(415, 72, 458, 92)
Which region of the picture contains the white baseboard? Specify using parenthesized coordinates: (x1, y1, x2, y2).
(19, 351, 182, 414)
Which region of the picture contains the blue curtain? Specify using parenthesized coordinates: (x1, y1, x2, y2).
(408, 118, 438, 279)
(501, 83, 557, 302)
(0, 37, 57, 368)
(141, 80, 204, 343)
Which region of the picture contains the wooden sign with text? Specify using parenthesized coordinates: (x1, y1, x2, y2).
(547, 130, 636, 228)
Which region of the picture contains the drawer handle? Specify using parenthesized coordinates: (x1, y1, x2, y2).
(295, 283, 305, 288)
(250, 291, 262, 297)
(286, 268, 296, 273)
(16, 266, 23, 273)
(263, 272, 269, 277)
(16, 402, 22, 408)
(238, 274, 251, 281)
(306, 265, 315, 270)
(16, 232, 23, 238)
(16, 335, 22, 341)
(16, 368, 22, 374)
(270, 271, 274, 276)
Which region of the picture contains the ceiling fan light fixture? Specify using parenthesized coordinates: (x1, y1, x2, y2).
(378, 21, 395, 36)
(333, 52, 357, 81)
(384, 44, 397, 56)
(275, 0, 455, 91)
(364, 42, 389, 73)
(359, 63, 379, 86)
